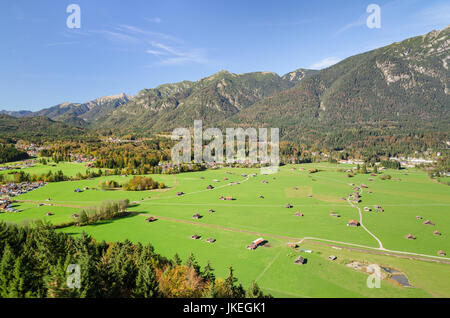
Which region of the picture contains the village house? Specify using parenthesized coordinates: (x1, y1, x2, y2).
(177, 192, 184, 196)
(219, 196, 234, 201)
(206, 238, 216, 243)
(364, 207, 371, 212)
(285, 203, 293, 208)
(328, 255, 337, 261)
(146, 216, 157, 222)
(433, 230, 441, 236)
(295, 212, 304, 217)
(208, 209, 215, 213)
(206, 185, 214, 190)
(423, 220, 435, 226)
(437, 250, 446, 256)
(190, 234, 200, 240)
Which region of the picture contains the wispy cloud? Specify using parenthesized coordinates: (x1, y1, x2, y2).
(250, 18, 318, 27)
(115, 24, 181, 43)
(309, 57, 341, 69)
(147, 41, 208, 65)
(91, 29, 140, 44)
(334, 15, 366, 36)
(45, 41, 79, 47)
(58, 22, 208, 66)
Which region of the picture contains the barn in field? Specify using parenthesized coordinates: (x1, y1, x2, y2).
(294, 256, 307, 265)
(247, 237, 265, 250)
(347, 219, 360, 227)
(405, 233, 416, 240)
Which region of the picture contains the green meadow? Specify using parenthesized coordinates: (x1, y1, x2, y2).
(1, 162, 449, 297)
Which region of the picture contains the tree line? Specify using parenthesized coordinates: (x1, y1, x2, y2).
(0, 222, 270, 298)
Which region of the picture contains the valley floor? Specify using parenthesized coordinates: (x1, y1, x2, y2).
(1, 162, 449, 297)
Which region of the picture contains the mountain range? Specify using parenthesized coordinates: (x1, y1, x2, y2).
(2, 26, 449, 144)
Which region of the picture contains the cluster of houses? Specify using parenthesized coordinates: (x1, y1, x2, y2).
(0, 159, 37, 171)
(16, 143, 48, 157)
(0, 181, 47, 198)
(69, 154, 96, 164)
(388, 156, 436, 168)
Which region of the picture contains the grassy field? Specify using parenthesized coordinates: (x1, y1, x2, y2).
(1, 163, 449, 297)
(0, 159, 100, 180)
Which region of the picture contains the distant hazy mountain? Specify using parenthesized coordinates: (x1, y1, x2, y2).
(0, 110, 32, 117)
(25, 93, 132, 127)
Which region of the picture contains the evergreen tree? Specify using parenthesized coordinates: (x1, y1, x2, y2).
(185, 253, 201, 275)
(202, 261, 215, 282)
(173, 253, 182, 266)
(0, 244, 15, 297)
(133, 261, 159, 298)
(225, 266, 245, 298)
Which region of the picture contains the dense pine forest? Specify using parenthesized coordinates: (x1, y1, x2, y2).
(0, 222, 269, 298)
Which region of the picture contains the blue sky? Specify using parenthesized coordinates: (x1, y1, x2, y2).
(1, 0, 449, 110)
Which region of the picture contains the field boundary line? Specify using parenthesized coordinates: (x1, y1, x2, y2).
(255, 248, 283, 282)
